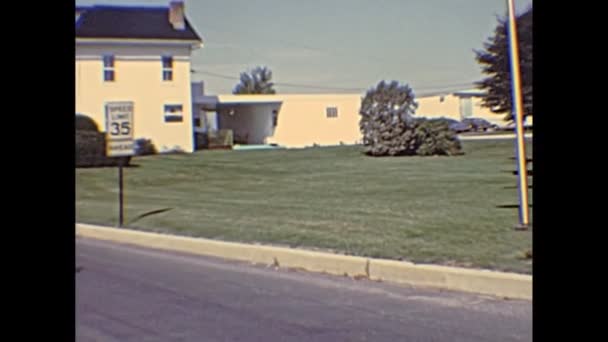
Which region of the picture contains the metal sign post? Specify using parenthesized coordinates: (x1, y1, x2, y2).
(105, 102, 135, 228)
(119, 163, 124, 226)
(506, 0, 530, 230)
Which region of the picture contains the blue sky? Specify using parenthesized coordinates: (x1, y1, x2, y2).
(75, 0, 533, 95)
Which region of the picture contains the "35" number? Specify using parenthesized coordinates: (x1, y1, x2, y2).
(110, 122, 131, 136)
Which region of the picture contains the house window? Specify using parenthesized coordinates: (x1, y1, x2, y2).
(162, 56, 173, 81)
(103, 55, 115, 82)
(164, 104, 183, 123)
(326, 107, 338, 118)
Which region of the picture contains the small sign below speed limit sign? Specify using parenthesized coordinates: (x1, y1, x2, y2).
(105, 102, 135, 157)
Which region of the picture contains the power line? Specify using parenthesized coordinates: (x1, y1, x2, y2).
(191, 69, 363, 91)
(416, 82, 477, 90)
(191, 69, 237, 81)
(190, 68, 477, 93)
(273, 82, 361, 92)
(196, 24, 382, 62)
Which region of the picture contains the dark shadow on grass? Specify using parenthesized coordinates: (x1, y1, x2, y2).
(128, 208, 174, 225)
(76, 164, 141, 169)
(503, 185, 533, 189)
(502, 170, 533, 176)
(496, 204, 533, 209)
(508, 157, 533, 162)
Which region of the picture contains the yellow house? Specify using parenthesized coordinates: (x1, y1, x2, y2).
(75, 1, 203, 153)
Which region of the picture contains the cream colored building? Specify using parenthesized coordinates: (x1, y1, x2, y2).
(268, 94, 363, 147)
(75, 2, 203, 153)
(192, 93, 363, 148)
(416, 90, 512, 127)
(193, 90, 524, 149)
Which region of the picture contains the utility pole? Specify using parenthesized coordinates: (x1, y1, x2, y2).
(506, 0, 530, 230)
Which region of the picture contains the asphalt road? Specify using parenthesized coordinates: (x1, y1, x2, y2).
(76, 237, 532, 342)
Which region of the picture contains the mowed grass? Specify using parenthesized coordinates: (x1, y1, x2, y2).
(76, 139, 533, 274)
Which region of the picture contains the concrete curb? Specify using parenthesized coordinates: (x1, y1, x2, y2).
(368, 260, 531, 300)
(76, 223, 532, 300)
(458, 133, 532, 141)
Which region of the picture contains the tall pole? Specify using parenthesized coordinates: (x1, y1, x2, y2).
(506, 0, 530, 229)
(118, 164, 124, 227)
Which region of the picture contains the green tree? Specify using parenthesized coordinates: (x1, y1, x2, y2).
(359, 80, 418, 156)
(233, 66, 276, 94)
(475, 7, 532, 122)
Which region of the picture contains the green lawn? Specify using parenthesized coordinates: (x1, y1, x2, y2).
(76, 139, 533, 274)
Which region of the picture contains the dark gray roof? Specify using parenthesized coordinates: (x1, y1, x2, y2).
(75, 5, 202, 42)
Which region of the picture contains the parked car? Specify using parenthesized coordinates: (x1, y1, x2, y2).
(442, 118, 473, 133)
(450, 122, 473, 133)
(461, 118, 498, 132)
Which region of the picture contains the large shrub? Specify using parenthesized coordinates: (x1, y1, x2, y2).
(134, 138, 157, 156)
(75, 114, 130, 167)
(76, 130, 105, 167)
(359, 81, 463, 157)
(76, 114, 99, 131)
(409, 118, 463, 156)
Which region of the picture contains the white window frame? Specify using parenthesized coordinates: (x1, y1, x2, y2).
(162, 56, 173, 81)
(103, 55, 115, 82)
(164, 104, 183, 123)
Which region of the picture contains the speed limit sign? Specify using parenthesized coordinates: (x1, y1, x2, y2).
(105, 102, 135, 157)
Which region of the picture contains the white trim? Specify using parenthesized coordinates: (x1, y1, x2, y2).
(162, 56, 174, 81)
(75, 55, 190, 61)
(121, 55, 189, 61)
(102, 55, 115, 82)
(163, 104, 185, 123)
(76, 38, 203, 49)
